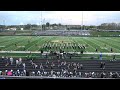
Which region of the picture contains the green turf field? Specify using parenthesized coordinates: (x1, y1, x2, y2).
(0, 36, 120, 60)
(0, 36, 120, 53)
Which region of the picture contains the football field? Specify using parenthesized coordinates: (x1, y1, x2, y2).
(0, 36, 120, 52)
(0, 36, 120, 59)
(0, 36, 120, 53)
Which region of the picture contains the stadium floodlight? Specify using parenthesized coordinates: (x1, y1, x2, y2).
(81, 11, 83, 30)
(41, 11, 42, 31)
(3, 19, 6, 30)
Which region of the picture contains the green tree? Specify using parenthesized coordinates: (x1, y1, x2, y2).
(24, 24, 31, 30)
(46, 22, 50, 27)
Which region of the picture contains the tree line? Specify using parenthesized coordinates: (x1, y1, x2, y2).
(1, 22, 120, 30)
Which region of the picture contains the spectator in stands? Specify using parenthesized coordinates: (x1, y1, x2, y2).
(44, 71, 47, 76)
(16, 70, 20, 76)
(2, 71, 5, 76)
(29, 60, 33, 65)
(64, 61, 66, 66)
(16, 59, 19, 67)
(57, 60, 60, 64)
(100, 62, 105, 69)
(23, 63, 26, 70)
(45, 62, 49, 68)
(19, 57, 22, 65)
(73, 63, 76, 67)
(32, 71, 35, 76)
(0, 71, 2, 75)
(67, 63, 70, 69)
(77, 63, 80, 69)
(103, 62, 105, 69)
(46, 60, 49, 65)
(37, 71, 41, 76)
(78, 72, 82, 77)
(23, 70, 26, 76)
(10, 57, 13, 65)
(56, 54, 59, 59)
(111, 72, 119, 78)
(80, 64, 83, 69)
(40, 63, 43, 69)
(32, 63, 35, 68)
(2, 56, 4, 60)
(26, 70, 29, 76)
(115, 72, 119, 78)
(51, 62, 55, 69)
(7, 71, 12, 76)
(5, 56, 9, 64)
(109, 72, 113, 78)
(92, 72, 95, 78)
(50, 70, 54, 76)
(101, 72, 106, 78)
(11, 69, 13, 72)
(88, 72, 92, 78)
(112, 72, 116, 78)
(100, 62, 103, 68)
(5, 62, 9, 66)
(5, 70, 8, 75)
(57, 72, 60, 77)
(34, 64, 38, 69)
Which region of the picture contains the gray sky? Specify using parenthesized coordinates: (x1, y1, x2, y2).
(0, 11, 120, 25)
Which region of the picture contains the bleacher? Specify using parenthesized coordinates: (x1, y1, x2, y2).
(33, 30, 90, 36)
(0, 58, 120, 79)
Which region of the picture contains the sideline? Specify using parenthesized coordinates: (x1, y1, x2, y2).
(0, 51, 120, 55)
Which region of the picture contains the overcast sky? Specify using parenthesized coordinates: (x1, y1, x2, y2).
(0, 11, 120, 25)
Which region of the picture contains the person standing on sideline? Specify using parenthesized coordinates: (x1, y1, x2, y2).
(100, 52, 102, 60)
(111, 48, 113, 52)
(95, 48, 98, 52)
(113, 53, 116, 61)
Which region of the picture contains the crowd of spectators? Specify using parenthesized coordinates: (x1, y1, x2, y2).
(0, 56, 120, 78)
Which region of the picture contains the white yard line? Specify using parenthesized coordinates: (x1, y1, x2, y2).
(89, 38, 110, 52)
(95, 38, 120, 52)
(81, 38, 95, 52)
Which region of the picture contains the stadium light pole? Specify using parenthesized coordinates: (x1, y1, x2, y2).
(61, 18, 64, 29)
(81, 11, 83, 30)
(42, 18, 45, 30)
(69, 19, 72, 30)
(96, 16, 98, 30)
(3, 19, 5, 30)
(41, 11, 42, 31)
